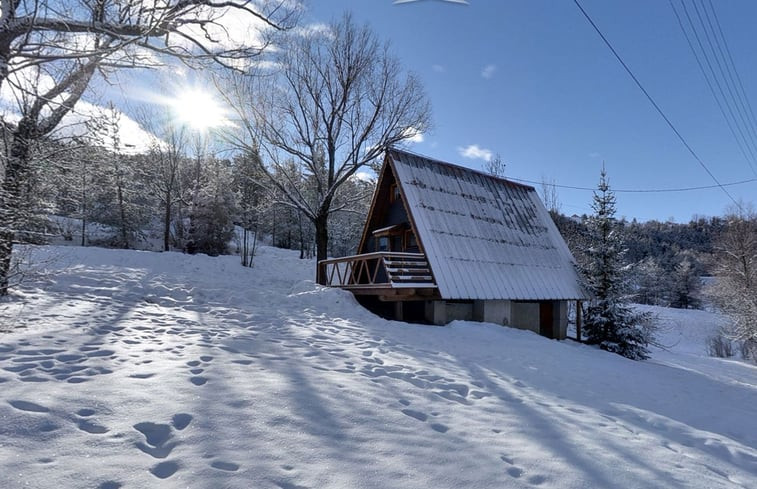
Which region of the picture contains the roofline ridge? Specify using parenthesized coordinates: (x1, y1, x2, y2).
(387, 146, 536, 191)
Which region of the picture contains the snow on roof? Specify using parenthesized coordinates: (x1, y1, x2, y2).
(372, 224, 405, 235)
(389, 149, 588, 301)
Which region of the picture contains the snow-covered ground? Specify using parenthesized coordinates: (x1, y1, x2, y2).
(1, 245, 755, 489)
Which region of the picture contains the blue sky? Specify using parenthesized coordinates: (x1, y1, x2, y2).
(302, 0, 757, 222)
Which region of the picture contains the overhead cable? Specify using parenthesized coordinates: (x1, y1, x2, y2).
(572, 0, 741, 207)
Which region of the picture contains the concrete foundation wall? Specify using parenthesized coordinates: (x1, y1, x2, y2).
(473, 300, 512, 325)
(425, 300, 446, 326)
(511, 302, 540, 334)
(424, 299, 569, 340)
(446, 302, 474, 322)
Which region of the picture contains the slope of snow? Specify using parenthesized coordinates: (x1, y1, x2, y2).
(1, 245, 756, 489)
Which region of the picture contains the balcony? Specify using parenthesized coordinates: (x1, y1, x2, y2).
(318, 252, 438, 298)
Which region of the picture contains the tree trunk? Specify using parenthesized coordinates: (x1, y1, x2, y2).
(0, 229, 12, 296)
(315, 212, 329, 284)
(0, 120, 35, 295)
(250, 227, 259, 267)
(271, 205, 277, 247)
(115, 172, 128, 249)
(298, 212, 305, 260)
(81, 172, 87, 246)
(175, 200, 184, 250)
(163, 191, 172, 252)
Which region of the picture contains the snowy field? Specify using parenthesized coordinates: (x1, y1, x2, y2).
(0, 245, 756, 489)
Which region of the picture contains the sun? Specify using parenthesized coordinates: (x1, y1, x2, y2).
(170, 88, 229, 131)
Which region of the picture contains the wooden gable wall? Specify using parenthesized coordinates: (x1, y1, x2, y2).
(357, 156, 415, 254)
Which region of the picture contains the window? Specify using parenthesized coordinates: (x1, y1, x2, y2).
(406, 231, 417, 249)
(389, 183, 400, 203)
(392, 235, 402, 251)
(377, 236, 389, 252)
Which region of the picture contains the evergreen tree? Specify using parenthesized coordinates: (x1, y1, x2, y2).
(634, 256, 668, 306)
(583, 167, 654, 360)
(186, 158, 236, 257)
(670, 251, 702, 309)
(86, 108, 151, 248)
(232, 150, 270, 266)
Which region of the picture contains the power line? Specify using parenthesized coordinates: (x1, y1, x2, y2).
(572, 0, 741, 207)
(508, 176, 757, 193)
(689, 0, 757, 175)
(707, 0, 757, 132)
(669, 0, 757, 175)
(702, 0, 757, 175)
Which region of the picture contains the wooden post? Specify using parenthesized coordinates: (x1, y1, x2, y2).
(575, 300, 582, 342)
(394, 301, 404, 321)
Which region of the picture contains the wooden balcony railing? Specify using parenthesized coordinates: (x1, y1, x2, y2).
(318, 252, 436, 289)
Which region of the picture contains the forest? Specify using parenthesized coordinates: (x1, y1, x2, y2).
(7, 124, 740, 312)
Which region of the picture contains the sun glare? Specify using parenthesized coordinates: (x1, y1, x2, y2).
(170, 88, 229, 131)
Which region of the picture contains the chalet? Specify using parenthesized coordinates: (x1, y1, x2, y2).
(318, 149, 589, 339)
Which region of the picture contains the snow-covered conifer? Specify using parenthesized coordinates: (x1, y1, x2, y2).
(186, 158, 236, 257)
(583, 167, 654, 360)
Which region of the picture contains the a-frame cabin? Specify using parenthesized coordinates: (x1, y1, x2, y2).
(318, 148, 588, 339)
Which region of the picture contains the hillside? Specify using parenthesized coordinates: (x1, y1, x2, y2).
(0, 245, 756, 489)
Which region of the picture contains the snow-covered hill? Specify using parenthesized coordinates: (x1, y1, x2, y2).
(1, 245, 755, 488)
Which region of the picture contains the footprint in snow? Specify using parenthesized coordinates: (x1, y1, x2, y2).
(528, 475, 547, 485)
(172, 413, 192, 430)
(9, 400, 49, 413)
(500, 454, 514, 464)
(211, 460, 240, 472)
(133, 414, 192, 460)
(400, 408, 450, 434)
(77, 419, 109, 434)
(134, 422, 177, 459)
(401, 409, 427, 422)
(85, 349, 116, 358)
(150, 460, 180, 479)
(507, 467, 524, 478)
(97, 481, 123, 489)
(273, 480, 309, 489)
(129, 373, 156, 379)
(232, 359, 254, 365)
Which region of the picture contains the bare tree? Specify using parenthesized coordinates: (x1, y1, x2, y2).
(97, 105, 135, 247)
(0, 0, 296, 86)
(0, 0, 296, 294)
(136, 111, 190, 252)
(484, 153, 506, 178)
(1, 57, 98, 293)
(540, 176, 561, 217)
(223, 13, 431, 281)
(710, 203, 757, 360)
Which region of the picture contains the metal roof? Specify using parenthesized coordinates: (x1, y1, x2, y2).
(388, 149, 588, 301)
